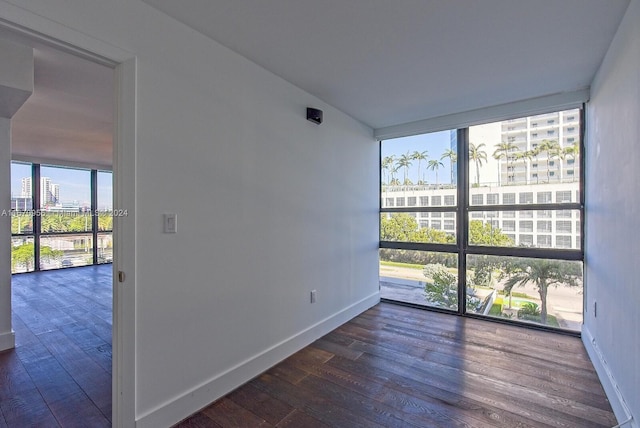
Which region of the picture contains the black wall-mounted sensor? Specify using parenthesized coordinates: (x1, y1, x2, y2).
(307, 107, 323, 125)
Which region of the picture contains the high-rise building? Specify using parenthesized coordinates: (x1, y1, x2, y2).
(499, 109, 580, 185)
(20, 176, 60, 206)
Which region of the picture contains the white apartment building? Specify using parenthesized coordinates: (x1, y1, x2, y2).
(382, 181, 580, 250)
(498, 109, 580, 185)
(382, 109, 582, 250)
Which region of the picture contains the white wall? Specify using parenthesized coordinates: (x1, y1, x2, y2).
(585, 0, 639, 425)
(0, 117, 13, 352)
(0, 1, 379, 426)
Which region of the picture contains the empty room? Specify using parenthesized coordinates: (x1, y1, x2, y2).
(0, 1, 638, 427)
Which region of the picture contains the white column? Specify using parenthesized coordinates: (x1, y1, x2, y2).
(0, 118, 14, 351)
(0, 39, 33, 352)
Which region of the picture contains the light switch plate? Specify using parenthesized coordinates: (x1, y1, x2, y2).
(164, 213, 177, 233)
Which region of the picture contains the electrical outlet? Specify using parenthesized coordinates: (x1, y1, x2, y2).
(310, 290, 317, 304)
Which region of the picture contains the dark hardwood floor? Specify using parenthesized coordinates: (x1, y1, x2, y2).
(1, 265, 112, 427)
(1, 267, 617, 427)
(175, 303, 617, 428)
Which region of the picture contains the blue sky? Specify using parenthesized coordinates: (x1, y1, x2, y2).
(11, 162, 113, 209)
(381, 130, 456, 185)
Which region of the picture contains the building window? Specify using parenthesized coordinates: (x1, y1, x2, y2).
(519, 221, 533, 232)
(519, 234, 534, 246)
(431, 220, 441, 229)
(487, 193, 498, 205)
(556, 236, 572, 248)
(502, 220, 516, 232)
(519, 211, 533, 218)
(538, 210, 552, 218)
(503, 193, 515, 204)
(444, 212, 455, 218)
(431, 212, 442, 218)
(537, 221, 552, 233)
(444, 195, 455, 206)
(519, 192, 533, 204)
(471, 194, 483, 205)
(386, 198, 394, 207)
(396, 197, 405, 207)
(431, 196, 441, 206)
(556, 221, 572, 233)
(408, 196, 417, 207)
(419, 196, 429, 206)
(537, 235, 552, 247)
(537, 192, 552, 203)
(556, 191, 571, 203)
(557, 210, 572, 218)
(444, 220, 455, 231)
(547, 130, 555, 136)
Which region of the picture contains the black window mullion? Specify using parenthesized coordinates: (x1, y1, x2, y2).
(91, 170, 98, 264)
(33, 164, 41, 271)
(457, 128, 469, 315)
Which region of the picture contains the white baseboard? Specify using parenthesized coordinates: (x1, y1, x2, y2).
(136, 292, 380, 428)
(0, 330, 15, 352)
(582, 326, 636, 428)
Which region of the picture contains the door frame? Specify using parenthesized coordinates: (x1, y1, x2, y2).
(0, 5, 137, 426)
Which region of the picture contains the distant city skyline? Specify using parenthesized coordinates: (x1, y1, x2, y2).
(10, 163, 112, 210)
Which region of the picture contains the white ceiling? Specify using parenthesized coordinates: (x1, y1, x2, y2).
(142, 0, 630, 129)
(10, 46, 114, 169)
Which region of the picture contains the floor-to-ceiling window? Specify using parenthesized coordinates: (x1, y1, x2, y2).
(380, 108, 584, 332)
(10, 161, 113, 273)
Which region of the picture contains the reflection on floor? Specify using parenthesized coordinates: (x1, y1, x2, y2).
(1, 265, 112, 427)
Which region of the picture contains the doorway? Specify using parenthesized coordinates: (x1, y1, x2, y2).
(0, 18, 136, 426)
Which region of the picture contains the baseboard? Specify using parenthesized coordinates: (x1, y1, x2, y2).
(0, 330, 15, 352)
(136, 292, 380, 428)
(582, 326, 636, 428)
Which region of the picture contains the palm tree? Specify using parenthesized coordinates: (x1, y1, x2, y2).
(501, 258, 581, 324)
(381, 155, 395, 185)
(513, 150, 533, 184)
(396, 152, 413, 185)
(493, 142, 518, 186)
(411, 150, 429, 184)
(549, 143, 566, 181)
(427, 159, 444, 188)
(440, 149, 457, 185)
(469, 142, 488, 187)
(563, 142, 580, 182)
(389, 165, 400, 185)
(539, 140, 559, 182)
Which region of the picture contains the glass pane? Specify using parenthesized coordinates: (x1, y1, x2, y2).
(380, 212, 456, 244)
(11, 212, 33, 235)
(97, 171, 113, 231)
(468, 210, 581, 249)
(381, 130, 458, 205)
(40, 234, 93, 270)
(97, 232, 113, 264)
(11, 235, 35, 273)
(380, 249, 458, 310)
(11, 161, 33, 210)
(468, 108, 580, 203)
(466, 255, 583, 331)
(39, 166, 91, 233)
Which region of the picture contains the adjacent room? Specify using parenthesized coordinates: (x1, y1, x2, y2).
(0, 1, 638, 427)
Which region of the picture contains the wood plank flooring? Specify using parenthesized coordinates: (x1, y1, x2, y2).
(1, 267, 617, 427)
(175, 303, 617, 428)
(1, 265, 112, 427)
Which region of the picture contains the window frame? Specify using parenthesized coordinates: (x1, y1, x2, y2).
(379, 106, 585, 333)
